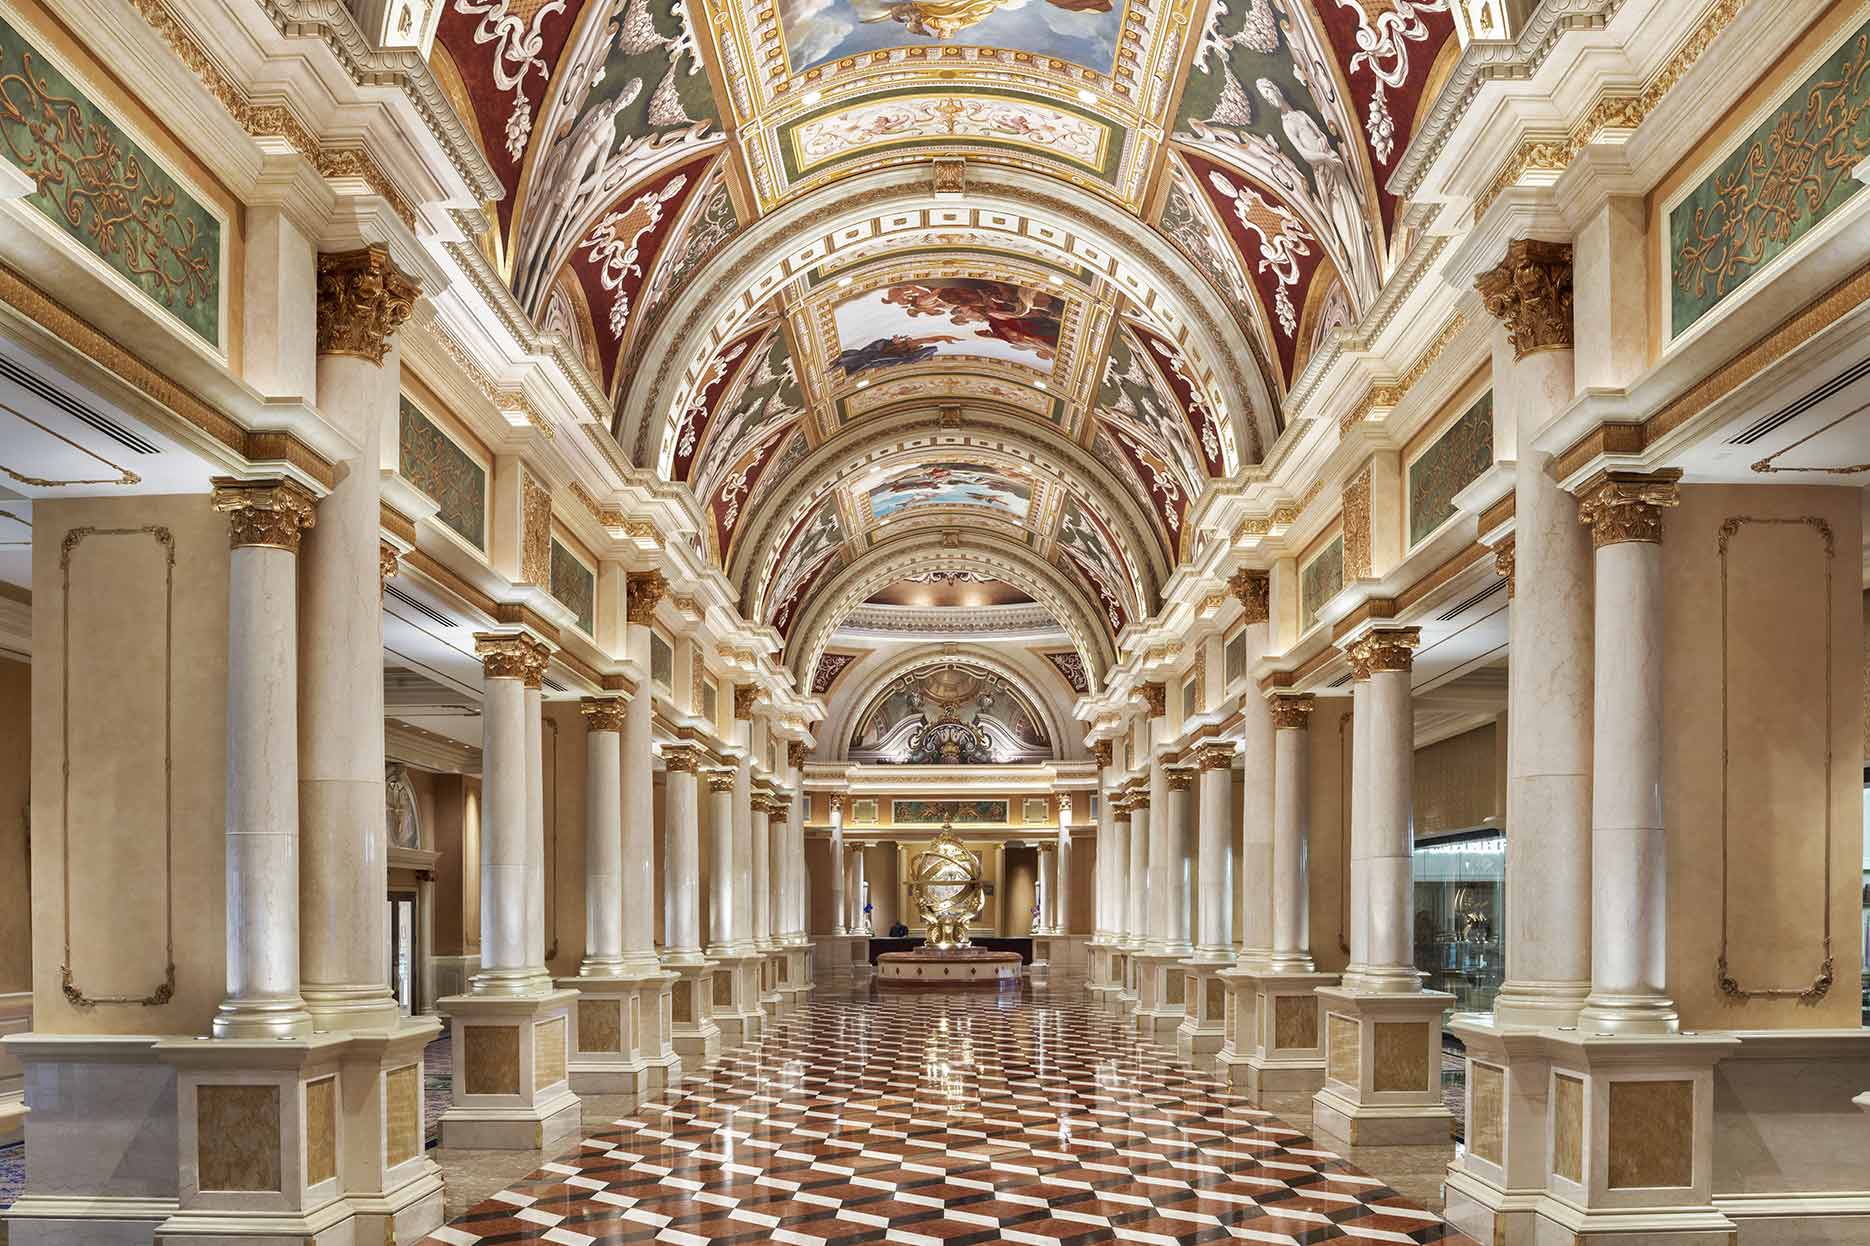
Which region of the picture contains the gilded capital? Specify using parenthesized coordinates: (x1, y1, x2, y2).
(1194, 742, 1235, 771)
(661, 743, 704, 773)
(734, 685, 759, 720)
(1229, 568, 1270, 624)
(1090, 740, 1112, 768)
(626, 570, 668, 623)
(1166, 768, 1194, 792)
(1475, 239, 1573, 359)
(1342, 627, 1420, 675)
(581, 696, 628, 733)
(379, 540, 400, 587)
(706, 767, 737, 793)
(1492, 536, 1515, 600)
(1139, 681, 1166, 717)
(1269, 693, 1315, 730)
(788, 741, 808, 768)
(475, 632, 549, 685)
(1129, 792, 1150, 813)
(1577, 470, 1682, 547)
(210, 478, 316, 551)
(315, 245, 419, 365)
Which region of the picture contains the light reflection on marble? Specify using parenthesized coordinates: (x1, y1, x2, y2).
(426, 973, 1472, 1242)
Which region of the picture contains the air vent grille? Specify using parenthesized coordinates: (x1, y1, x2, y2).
(384, 583, 459, 630)
(1328, 672, 1353, 688)
(1727, 354, 1870, 445)
(0, 355, 160, 455)
(543, 676, 568, 693)
(1436, 577, 1506, 622)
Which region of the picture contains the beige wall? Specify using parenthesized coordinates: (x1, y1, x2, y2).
(0, 656, 28, 993)
(1068, 831, 1096, 934)
(1662, 483, 1863, 1030)
(1309, 699, 1353, 975)
(1414, 722, 1498, 836)
(32, 495, 229, 1036)
(428, 773, 473, 957)
(1002, 844, 1037, 933)
(546, 704, 582, 978)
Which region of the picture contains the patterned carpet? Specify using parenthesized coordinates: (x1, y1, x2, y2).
(422, 986, 1476, 1245)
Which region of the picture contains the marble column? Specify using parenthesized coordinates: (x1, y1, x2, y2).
(1055, 794, 1072, 935)
(1159, 766, 1194, 957)
(1478, 239, 1594, 1028)
(579, 697, 628, 976)
(661, 745, 706, 962)
(212, 478, 317, 1039)
(1578, 471, 1681, 1035)
(1233, 572, 1275, 968)
(1125, 795, 1149, 949)
(849, 846, 868, 934)
(469, 635, 551, 993)
(523, 666, 550, 988)
(751, 792, 773, 950)
(619, 671, 659, 976)
(300, 245, 416, 1033)
(830, 796, 847, 935)
(1106, 798, 1134, 1008)
(706, 768, 738, 956)
(1350, 629, 1420, 991)
(1038, 844, 1058, 933)
(1268, 695, 1316, 972)
(1342, 669, 1373, 987)
(1193, 743, 1236, 960)
(767, 797, 785, 946)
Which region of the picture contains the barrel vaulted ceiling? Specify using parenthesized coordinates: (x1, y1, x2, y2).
(431, 0, 1457, 681)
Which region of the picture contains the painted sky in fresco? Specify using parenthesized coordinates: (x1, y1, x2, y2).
(780, 0, 1128, 77)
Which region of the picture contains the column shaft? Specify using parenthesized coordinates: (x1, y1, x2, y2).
(1160, 769, 1192, 955)
(751, 802, 772, 948)
(525, 683, 548, 982)
(1039, 845, 1058, 933)
(1269, 697, 1315, 971)
(582, 711, 625, 975)
(1194, 750, 1234, 958)
(706, 771, 736, 954)
(661, 750, 703, 961)
(620, 681, 657, 970)
(1344, 629, 1421, 992)
(830, 803, 847, 935)
(733, 760, 754, 946)
(474, 663, 532, 991)
(1345, 677, 1372, 981)
(1055, 804, 1072, 934)
(1126, 803, 1149, 947)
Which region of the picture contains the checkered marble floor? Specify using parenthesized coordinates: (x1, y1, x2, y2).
(422, 982, 1475, 1246)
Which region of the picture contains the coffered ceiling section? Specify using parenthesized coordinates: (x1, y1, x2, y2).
(430, 0, 1459, 651)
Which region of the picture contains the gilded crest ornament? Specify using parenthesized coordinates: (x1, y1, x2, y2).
(909, 825, 986, 950)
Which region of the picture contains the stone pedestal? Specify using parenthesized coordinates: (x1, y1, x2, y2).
(664, 960, 722, 1069)
(1310, 986, 1456, 1146)
(435, 989, 581, 1150)
(1215, 969, 1337, 1096)
(556, 970, 682, 1096)
(708, 952, 766, 1049)
(1444, 1030, 1738, 1246)
(1114, 947, 1140, 1016)
(1175, 960, 1230, 1065)
(760, 951, 788, 1013)
(812, 933, 866, 981)
(778, 939, 814, 1010)
(1086, 938, 1122, 1006)
(1131, 952, 1186, 1041)
(331, 1021, 445, 1245)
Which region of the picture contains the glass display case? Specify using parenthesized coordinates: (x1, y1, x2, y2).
(1412, 829, 1505, 1019)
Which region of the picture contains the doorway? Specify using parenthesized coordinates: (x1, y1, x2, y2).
(389, 891, 416, 1015)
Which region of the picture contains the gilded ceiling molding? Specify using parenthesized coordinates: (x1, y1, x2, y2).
(830, 646, 1074, 765)
(0, 261, 335, 488)
(316, 246, 420, 364)
(1336, 313, 1470, 439)
(210, 477, 317, 551)
(127, 0, 420, 229)
(1577, 470, 1682, 546)
(1341, 466, 1373, 580)
(626, 571, 668, 624)
(1476, 240, 1573, 359)
(1469, 0, 1745, 223)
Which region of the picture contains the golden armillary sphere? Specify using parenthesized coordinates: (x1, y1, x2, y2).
(909, 823, 985, 950)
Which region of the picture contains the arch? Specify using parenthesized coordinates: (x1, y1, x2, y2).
(831, 645, 1076, 764)
(617, 165, 1280, 477)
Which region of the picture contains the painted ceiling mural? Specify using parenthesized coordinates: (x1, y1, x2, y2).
(431, 0, 1457, 670)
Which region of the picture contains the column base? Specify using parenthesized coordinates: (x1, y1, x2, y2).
(759, 950, 788, 1013)
(663, 958, 723, 1069)
(812, 933, 866, 981)
(435, 989, 582, 1151)
(1214, 968, 1338, 1096)
(329, 1016, 445, 1245)
(1131, 952, 1190, 1041)
(1175, 958, 1232, 1067)
(556, 969, 683, 1097)
(778, 940, 814, 1010)
(705, 952, 767, 1049)
(1085, 939, 1120, 1002)
(1310, 985, 1455, 1147)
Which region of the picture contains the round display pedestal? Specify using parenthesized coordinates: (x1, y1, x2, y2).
(877, 947, 1022, 988)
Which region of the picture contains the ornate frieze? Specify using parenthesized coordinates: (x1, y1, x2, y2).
(1342, 467, 1373, 580)
(581, 697, 628, 733)
(520, 470, 551, 587)
(1229, 568, 1270, 624)
(315, 246, 418, 364)
(1475, 239, 1573, 359)
(210, 478, 315, 551)
(1268, 694, 1315, 731)
(626, 570, 668, 623)
(1342, 627, 1421, 675)
(1578, 471, 1682, 547)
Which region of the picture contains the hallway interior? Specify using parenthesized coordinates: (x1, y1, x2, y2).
(424, 975, 1472, 1245)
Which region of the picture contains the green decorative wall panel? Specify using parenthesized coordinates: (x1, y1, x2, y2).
(650, 631, 673, 690)
(892, 800, 1008, 825)
(1300, 536, 1343, 631)
(0, 14, 220, 343)
(1408, 391, 1493, 547)
(398, 400, 486, 551)
(1671, 21, 1870, 334)
(550, 539, 595, 634)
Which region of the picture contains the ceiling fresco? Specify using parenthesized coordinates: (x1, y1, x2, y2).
(430, 0, 1459, 681)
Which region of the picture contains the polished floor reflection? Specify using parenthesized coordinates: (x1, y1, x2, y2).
(424, 976, 1475, 1245)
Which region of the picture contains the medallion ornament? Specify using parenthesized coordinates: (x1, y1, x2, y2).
(1139, 681, 1166, 717)
(210, 477, 316, 551)
(1475, 239, 1573, 359)
(1269, 693, 1315, 730)
(581, 697, 628, 733)
(315, 245, 418, 364)
(1578, 470, 1682, 546)
(626, 570, 668, 623)
(1342, 627, 1420, 674)
(1229, 568, 1270, 623)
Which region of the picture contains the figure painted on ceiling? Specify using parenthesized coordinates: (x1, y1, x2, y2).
(1255, 77, 1380, 305)
(855, 0, 1111, 41)
(834, 332, 963, 377)
(881, 279, 1063, 360)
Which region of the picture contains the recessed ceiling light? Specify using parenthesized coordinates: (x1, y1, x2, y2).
(1077, 88, 1096, 104)
(1035, 381, 1047, 390)
(856, 379, 870, 388)
(838, 275, 853, 287)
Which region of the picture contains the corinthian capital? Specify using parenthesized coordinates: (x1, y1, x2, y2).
(315, 245, 419, 365)
(1229, 568, 1270, 624)
(1342, 627, 1421, 675)
(626, 570, 668, 623)
(1577, 470, 1682, 547)
(1475, 239, 1573, 359)
(210, 478, 316, 551)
